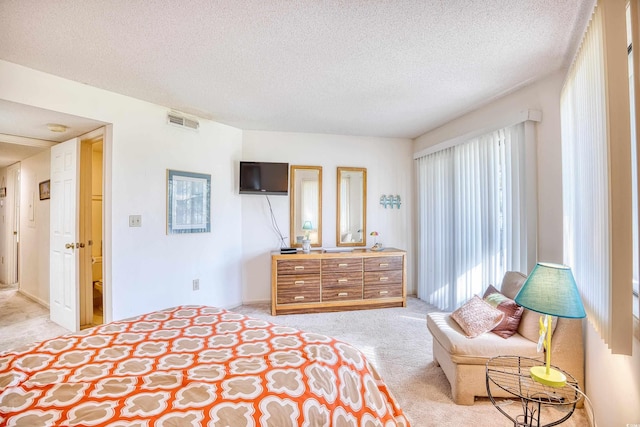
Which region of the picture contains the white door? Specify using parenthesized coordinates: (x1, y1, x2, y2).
(50, 138, 80, 332)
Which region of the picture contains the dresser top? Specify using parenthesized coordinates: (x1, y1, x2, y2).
(271, 247, 405, 259)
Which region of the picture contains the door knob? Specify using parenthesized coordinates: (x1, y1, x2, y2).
(76, 242, 85, 248)
(65, 243, 74, 249)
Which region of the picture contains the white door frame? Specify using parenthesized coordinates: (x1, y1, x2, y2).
(48, 126, 109, 331)
(79, 131, 104, 328)
(6, 163, 20, 285)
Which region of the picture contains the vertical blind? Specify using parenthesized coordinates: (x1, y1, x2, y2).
(416, 123, 527, 310)
(561, 1, 633, 354)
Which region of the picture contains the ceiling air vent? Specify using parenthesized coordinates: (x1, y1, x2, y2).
(167, 112, 199, 131)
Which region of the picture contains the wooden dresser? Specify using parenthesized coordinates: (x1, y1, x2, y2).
(271, 248, 406, 315)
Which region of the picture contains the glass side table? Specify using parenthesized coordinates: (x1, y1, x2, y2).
(486, 356, 581, 427)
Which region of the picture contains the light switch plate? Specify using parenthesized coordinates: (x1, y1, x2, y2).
(129, 215, 142, 227)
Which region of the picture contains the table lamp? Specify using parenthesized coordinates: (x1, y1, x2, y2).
(514, 262, 586, 387)
(302, 221, 313, 239)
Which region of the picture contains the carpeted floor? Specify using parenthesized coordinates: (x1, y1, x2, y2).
(0, 287, 588, 426)
(234, 299, 589, 427)
(0, 283, 69, 350)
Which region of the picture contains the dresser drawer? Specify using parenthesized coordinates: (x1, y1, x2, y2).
(277, 274, 321, 288)
(364, 283, 403, 299)
(322, 284, 363, 301)
(364, 270, 403, 286)
(321, 258, 363, 273)
(364, 256, 403, 272)
(322, 271, 363, 288)
(277, 280, 321, 305)
(277, 259, 321, 275)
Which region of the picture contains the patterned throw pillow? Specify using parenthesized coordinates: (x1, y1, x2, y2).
(451, 295, 505, 338)
(483, 284, 525, 338)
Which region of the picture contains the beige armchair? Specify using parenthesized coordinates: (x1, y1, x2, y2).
(426, 271, 585, 405)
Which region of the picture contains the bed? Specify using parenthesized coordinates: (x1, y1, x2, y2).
(0, 305, 410, 426)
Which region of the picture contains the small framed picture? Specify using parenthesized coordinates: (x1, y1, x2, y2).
(167, 170, 211, 234)
(0, 187, 6, 198)
(39, 180, 50, 200)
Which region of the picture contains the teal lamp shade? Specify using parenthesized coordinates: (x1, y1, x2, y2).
(515, 262, 585, 387)
(302, 221, 313, 239)
(514, 262, 586, 319)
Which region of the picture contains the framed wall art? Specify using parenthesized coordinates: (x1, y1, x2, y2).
(167, 170, 211, 234)
(39, 180, 50, 200)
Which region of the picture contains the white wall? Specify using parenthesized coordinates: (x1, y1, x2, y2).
(414, 72, 565, 264)
(241, 130, 414, 303)
(18, 150, 50, 305)
(0, 60, 244, 321)
(586, 325, 640, 426)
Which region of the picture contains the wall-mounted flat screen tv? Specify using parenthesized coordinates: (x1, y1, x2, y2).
(239, 161, 289, 195)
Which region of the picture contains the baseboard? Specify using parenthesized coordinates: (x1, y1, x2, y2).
(236, 299, 271, 308)
(17, 289, 49, 308)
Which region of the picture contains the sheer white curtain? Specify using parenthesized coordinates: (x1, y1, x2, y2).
(416, 123, 527, 310)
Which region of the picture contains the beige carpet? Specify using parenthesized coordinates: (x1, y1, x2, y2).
(0, 287, 588, 426)
(0, 283, 69, 351)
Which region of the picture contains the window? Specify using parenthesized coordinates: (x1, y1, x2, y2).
(561, 0, 633, 354)
(415, 122, 533, 310)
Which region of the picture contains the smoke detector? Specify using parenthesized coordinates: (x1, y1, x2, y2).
(167, 112, 199, 131)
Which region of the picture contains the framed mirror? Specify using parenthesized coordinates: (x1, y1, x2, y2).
(336, 167, 366, 247)
(290, 165, 322, 248)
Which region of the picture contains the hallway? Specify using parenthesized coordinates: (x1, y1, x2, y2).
(0, 283, 69, 352)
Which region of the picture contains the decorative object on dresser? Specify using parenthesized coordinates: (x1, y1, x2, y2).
(271, 248, 406, 315)
(370, 230, 383, 251)
(301, 220, 313, 253)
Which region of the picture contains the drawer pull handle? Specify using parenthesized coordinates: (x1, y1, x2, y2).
(294, 296, 305, 300)
(379, 290, 389, 295)
(338, 292, 348, 296)
(294, 280, 305, 285)
(379, 276, 389, 281)
(294, 266, 305, 270)
(379, 263, 389, 267)
(338, 263, 348, 267)
(337, 279, 348, 283)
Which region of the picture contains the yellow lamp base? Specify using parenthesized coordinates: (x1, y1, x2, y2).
(530, 365, 567, 388)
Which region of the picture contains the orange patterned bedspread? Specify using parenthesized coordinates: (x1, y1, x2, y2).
(0, 305, 410, 426)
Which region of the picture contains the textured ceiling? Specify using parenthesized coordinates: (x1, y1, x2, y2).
(0, 0, 594, 140)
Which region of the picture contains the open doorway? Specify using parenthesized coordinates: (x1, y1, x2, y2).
(0, 100, 108, 333)
(6, 164, 20, 287)
(79, 132, 104, 329)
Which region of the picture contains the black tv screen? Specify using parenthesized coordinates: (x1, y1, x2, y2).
(239, 161, 289, 195)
